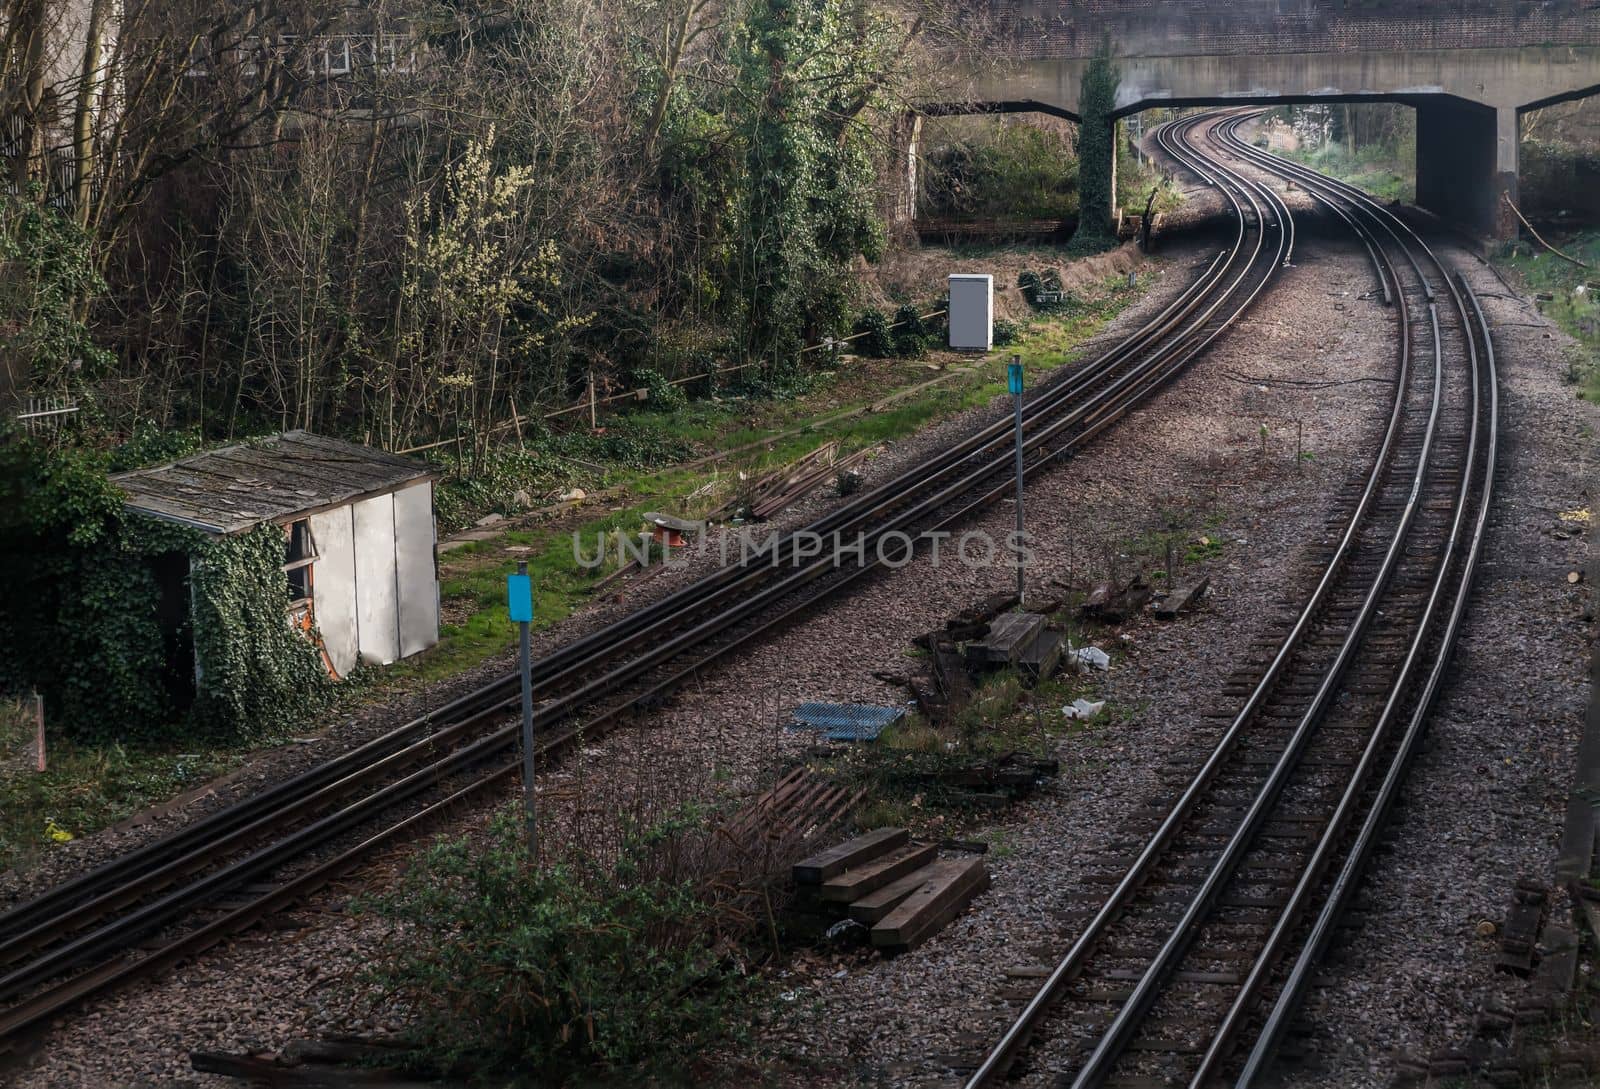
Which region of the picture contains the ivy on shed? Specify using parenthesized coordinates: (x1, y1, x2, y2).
(187, 526, 331, 737)
(0, 435, 329, 742)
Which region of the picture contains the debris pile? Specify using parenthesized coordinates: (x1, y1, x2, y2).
(790, 828, 990, 954)
(710, 441, 876, 522)
(1080, 575, 1153, 623)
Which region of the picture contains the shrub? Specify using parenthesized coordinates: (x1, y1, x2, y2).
(851, 307, 895, 358)
(108, 419, 203, 472)
(1018, 269, 1067, 312)
(994, 319, 1023, 347)
(1018, 269, 1043, 306)
(626, 367, 689, 413)
(729, 361, 821, 399)
(920, 122, 1080, 222)
(367, 808, 752, 1081)
(892, 304, 931, 358)
(560, 419, 691, 468)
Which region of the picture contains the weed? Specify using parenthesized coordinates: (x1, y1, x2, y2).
(0, 705, 240, 872)
(1499, 229, 1600, 404)
(1184, 536, 1225, 564)
(880, 714, 949, 755)
(1279, 141, 1414, 203)
(365, 806, 756, 1082)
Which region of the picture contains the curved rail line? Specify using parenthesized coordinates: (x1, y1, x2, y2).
(0, 113, 1291, 1054)
(963, 111, 1498, 1089)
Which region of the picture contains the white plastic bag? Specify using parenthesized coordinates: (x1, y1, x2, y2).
(1069, 645, 1111, 671)
(1062, 698, 1105, 721)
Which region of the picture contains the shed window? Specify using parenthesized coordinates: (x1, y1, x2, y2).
(323, 37, 352, 75)
(284, 519, 317, 605)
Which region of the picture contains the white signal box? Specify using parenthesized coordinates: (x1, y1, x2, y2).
(947, 274, 994, 351)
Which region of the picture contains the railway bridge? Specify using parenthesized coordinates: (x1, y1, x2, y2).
(923, 1, 1600, 236)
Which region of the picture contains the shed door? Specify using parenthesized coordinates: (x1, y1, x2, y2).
(309, 507, 358, 677)
(393, 482, 439, 658)
(352, 493, 400, 665)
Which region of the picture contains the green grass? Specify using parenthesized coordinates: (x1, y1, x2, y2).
(376, 275, 1154, 691)
(0, 699, 242, 872)
(1277, 142, 1414, 203)
(0, 269, 1157, 866)
(1499, 230, 1600, 403)
(828, 662, 1116, 835)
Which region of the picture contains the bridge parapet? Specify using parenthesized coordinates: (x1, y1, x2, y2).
(975, 1, 1600, 61)
(938, 4, 1600, 237)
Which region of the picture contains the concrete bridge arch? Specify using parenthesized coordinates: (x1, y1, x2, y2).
(918, 3, 1600, 236)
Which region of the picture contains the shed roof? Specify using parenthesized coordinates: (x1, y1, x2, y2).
(113, 430, 436, 535)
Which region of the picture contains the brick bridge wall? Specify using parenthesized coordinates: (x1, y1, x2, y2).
(929, 3, 1600, 235)
(971, 1, 1600, 59)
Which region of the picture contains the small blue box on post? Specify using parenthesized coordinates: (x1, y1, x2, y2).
(1007, 361, 1024, 396)
(507, 573, 533, 623)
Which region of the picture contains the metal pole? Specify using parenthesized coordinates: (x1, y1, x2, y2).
(516, 560, 536, 855)
(33, 691, 45, 773)
(1011, 355, 1025, 605)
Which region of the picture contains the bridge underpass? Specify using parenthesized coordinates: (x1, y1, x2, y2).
(916, 2, 1600, 238)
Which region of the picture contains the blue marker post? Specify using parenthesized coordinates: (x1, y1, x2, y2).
(1008, 356, 1026, 605)
(507, 560, 536, 853)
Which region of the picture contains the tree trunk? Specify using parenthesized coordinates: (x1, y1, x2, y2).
(10, 0, 49, 191)
(73, 0, 112, 223)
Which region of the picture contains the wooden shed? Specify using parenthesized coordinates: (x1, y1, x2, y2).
(113, 431, 440, 678)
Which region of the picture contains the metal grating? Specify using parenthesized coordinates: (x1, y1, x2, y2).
(788, 701, 905, 742)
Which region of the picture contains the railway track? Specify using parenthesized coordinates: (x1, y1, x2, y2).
(0, 112, 1291, 1056)
(962, 112, 1498, 1089)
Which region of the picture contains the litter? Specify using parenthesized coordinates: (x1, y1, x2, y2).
(788, 701, 906, 741)
(1062, 698, 1105, 721)
(825, 914, 864, 940)
(1069, 645, 1111, 672)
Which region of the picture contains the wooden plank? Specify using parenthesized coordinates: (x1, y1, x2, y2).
(871, 857, 989, 951)
(931, 640, 973, 711)
(988, 611, 1046, 660)
(1576, 892, 1600, 952)
(1017, 627, 1063, 682)
(1496, 881, 1546, 976)
(1081, 576, 1154, 622)
(1100, 969, 1241, 984)
(1534, 923, 1579, 1002)
(190, 1051, 443, 1087)
(793, 827, 907, 885)
(849, 859, 962, 924)
(884, 863, 991, 953)
(821, 842, 939, 902)
(966, 611, 1045, 668)
(1153, 577, 1209, 619)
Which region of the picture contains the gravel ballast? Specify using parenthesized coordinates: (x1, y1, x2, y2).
(4, 208, 1593, 1088)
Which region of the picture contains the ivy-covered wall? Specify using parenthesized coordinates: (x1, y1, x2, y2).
(0, 436, 329, 742)
(1069, 39, 1121, 255)
(188, 526, 330, 736)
